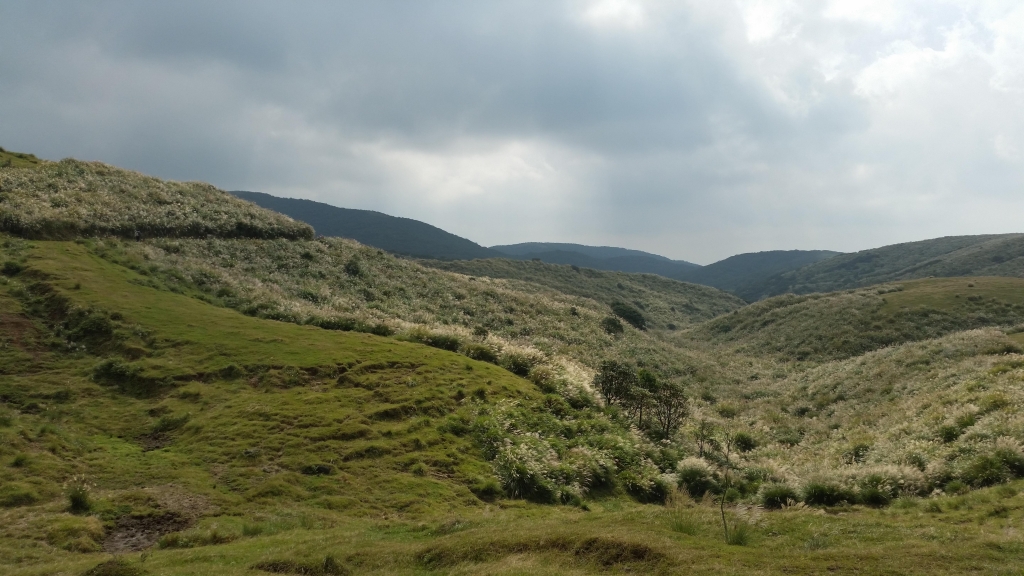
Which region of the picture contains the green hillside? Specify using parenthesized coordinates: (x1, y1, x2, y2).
(3, 156, 1024, 574)
(232, 191, 500, 260)
(422, 257, 744, 329)
(0, 147, 44, 169)
(677, 250, 840, 300)
(751, 234, 1024, 297)
(688, 277, 1024, 361)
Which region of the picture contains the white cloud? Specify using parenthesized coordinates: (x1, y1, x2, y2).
(579, 0, 647, 30)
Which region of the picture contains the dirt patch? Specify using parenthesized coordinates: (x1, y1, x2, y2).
(0, 312, 43, 354)
(103, 513, 191, 552)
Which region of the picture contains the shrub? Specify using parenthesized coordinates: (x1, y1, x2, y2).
(760, 483, 798, 509)
(601, 316, 624, 335)
(1, 260, 23, 276)
(726, 523, 752, 546)
(677, 459, 718, 499)
(66, 476, 93, 514)
(938, 425, 962, 443)
(470, 477, 503, 501)
(802, 481, 854, 507)
(732, 432, 758, 453)
(499, 351, 536, 377)
(610, 300, 646, 330)
(301, 463, 335, 476)
(961, 454, 1012, 487)
(463, 343, 498, 364)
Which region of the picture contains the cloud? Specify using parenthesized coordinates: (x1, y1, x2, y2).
(0, 1, 1021, 263)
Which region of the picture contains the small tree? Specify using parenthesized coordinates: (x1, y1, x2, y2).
(695, 419, 716, 458)
(650, 379, 687, 439)
(593, 360, 637, 407)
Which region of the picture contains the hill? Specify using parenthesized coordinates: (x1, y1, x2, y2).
(0, 147, 44, 169)
(232, 191, 500, 260)
(4, 155, 1024, 574)
(491, 241, 700, 278)
(676, 250, 839, 301)
(491, 241, 696, 265)
(686, 276, 1024, 362)
(0, 159, 312, 240)
(422, 257, 744, 330)
(749, 234, 1024, 297)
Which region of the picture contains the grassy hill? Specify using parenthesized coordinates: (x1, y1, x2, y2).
(4, 156, 1024, 574)
(687, 277, 1024, 361)
(232, 191, 500, 260)
(750, 234, 1024, 297)
(1, 160, 312, 241)
(422, 257, 744, 330)
(676, 250, 840, 301)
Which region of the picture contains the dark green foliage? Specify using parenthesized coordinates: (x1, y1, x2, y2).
(844, 443, 871, 463)
(81, 559, 147, 576)
(803, 481, 855, 507)
(500, 352, 534, 377)
(760, 483, 798, 509)
(252, 554, 350, 575)
(610, 300, 646, 330)
(677, 464, 718, 499)
(732, 432, 758, 453)
(151, 413, 191, 434)
(470, 477, 503, 501)
(593, 360, 637, 407)
(1, 260, 23, 276)
(300, 464, 335, 476)
(421, 333, 462, 352)
(463, 343, 497, 363)
(343, 258, 362, 277)
(67, 484, 91, 514)
(938, 425, 963, 443)
(600, 316, 624, 335)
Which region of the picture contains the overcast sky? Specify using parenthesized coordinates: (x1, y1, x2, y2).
(2, 1, 1022, 263)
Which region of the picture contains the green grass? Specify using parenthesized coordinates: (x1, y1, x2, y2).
(0, 148, 44, 169)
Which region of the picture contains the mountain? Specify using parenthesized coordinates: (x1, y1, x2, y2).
(489, 243, 841, 300)
(232, 190, 502, 260)
(491, 242, 694, 264)
(676, 250, 840, 301)
(748, 234, 1024, 298)
(490, 242, 700, 278)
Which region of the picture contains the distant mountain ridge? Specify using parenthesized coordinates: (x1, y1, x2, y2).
(231, 191, 502, 260)
(491, 242, 694, 264)
(747, 234, 1024, 298)
(676, 250, 841, 301)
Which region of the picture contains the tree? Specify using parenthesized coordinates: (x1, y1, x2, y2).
(592, 360, 637, 407)
(650, 378, 687, 439)
(695, 419, 716, 458)
(627, 369, 658, 428)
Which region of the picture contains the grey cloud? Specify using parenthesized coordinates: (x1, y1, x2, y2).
(0, 1, 1021, 263)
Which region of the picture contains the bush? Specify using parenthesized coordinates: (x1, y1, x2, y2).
(463, 343, 498, 364)
(610, 301, 646, 330)
(726, 523, 752, 546)
(760, 483, 798, 509)
(500, 351, 536, 377)
(961, 454, 1012, 487)
(732, 432, 758, 453)
(802, 481, 854, 507)
(470, 477, 503, 501)
(600, 316, 624, 335)
(677, 459, 719, 499)
(66, 478, 92, 514)
(1, 260, 23, 276)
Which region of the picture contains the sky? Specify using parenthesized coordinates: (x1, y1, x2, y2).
(1, 1, 1022, 264)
